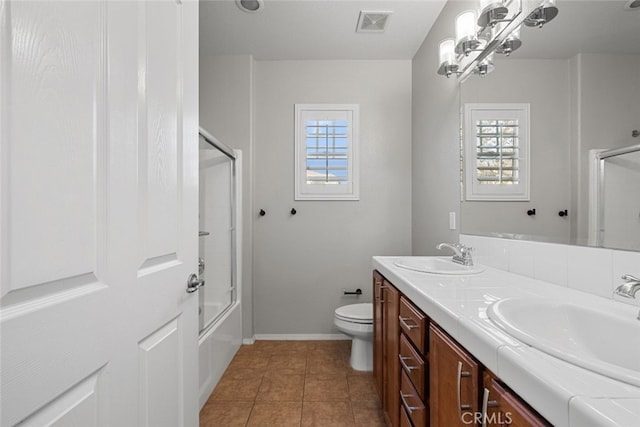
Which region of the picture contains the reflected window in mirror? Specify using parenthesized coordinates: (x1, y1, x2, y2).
(464, 103, 530, 201)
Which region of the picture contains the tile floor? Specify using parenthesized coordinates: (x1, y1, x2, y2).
(199, 340, 387, 427)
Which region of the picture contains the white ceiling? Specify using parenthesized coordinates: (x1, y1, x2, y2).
(199, 1, 640, 61)
(199, 0, 448, 60)
(508, 0, 640, 60)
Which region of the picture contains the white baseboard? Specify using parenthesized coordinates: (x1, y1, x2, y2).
(249, 333, 350, 341)
(242, 337, 255, 345)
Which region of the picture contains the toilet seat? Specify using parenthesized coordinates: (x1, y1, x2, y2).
(335, 303, 373, 324)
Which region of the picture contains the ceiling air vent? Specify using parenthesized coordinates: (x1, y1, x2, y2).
(356, 11, 393, 33)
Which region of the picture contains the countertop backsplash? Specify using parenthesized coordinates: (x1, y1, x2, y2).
(460, 234, 640, 308)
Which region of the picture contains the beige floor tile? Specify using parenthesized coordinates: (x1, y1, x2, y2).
(347, 375, 379, 401)
(209, 376, 263, 401)
(199, 401, 253, 427)
(351, 400, 386, 427)
(203, 341, 382, 426)
(246, 401, 302, 426)
(303, 374, 350, 401)
(229, 352, 271, 370)
(267, 352, 307, 372)
(301, 401, 355, 427)
(306, 356, 350, 376)
(221, 367, 264, 381)
(251, 340, 306, 354)
(256, 374, 305, 401)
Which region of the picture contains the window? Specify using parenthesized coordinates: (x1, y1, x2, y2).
(295, 104, 359, 200)
(464, 103, 530, 200)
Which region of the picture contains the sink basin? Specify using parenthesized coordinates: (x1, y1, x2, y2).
(488, 298, 640, 387)
(393, 257, 484, 275)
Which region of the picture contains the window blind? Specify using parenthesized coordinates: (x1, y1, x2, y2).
(475, 119, 520, 185)
(305, 120, 349, 185)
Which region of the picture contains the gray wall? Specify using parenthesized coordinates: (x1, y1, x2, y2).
(199, 54, 255, 339)
(573, 53, 640, 242)
(411, 0, 465, 255)
(253, 60, 412, 335)
(459, 59, 571, 241)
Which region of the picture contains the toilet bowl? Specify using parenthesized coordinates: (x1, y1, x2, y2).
(334, 303, 373, 371)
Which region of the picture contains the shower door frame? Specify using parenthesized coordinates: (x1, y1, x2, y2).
(198, 127, 239, 336)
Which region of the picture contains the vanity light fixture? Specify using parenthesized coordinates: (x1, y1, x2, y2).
(473, 53, 495, 77)
(455, 10, 482, 55)
(437, 0, 557, 79)
(478, 0, 509, 28)
(524, 0, 558, 28)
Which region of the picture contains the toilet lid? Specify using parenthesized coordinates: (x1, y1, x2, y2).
(335, 303, 373, 322)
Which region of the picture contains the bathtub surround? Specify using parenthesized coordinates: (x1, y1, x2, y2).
(200, 55, 255, 340)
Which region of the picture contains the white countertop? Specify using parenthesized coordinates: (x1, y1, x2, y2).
(373, 256, 640, 427)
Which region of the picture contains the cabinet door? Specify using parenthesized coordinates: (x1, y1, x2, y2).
(373, 271, 385, 398)
(430, 324, 481, 427)
(483, 373, 551, 427)
(383, 281, 400, 427)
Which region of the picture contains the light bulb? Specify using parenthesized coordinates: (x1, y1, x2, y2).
(438, 39, 455, 67)
(455, 11, 477, 45)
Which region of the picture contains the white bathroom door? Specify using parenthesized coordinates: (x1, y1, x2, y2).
(0, 1, 199, 426)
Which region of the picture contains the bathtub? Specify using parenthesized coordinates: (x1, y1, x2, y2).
(198, 300, 243, 409)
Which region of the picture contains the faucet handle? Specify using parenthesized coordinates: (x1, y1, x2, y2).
(622, 274, 640, 282)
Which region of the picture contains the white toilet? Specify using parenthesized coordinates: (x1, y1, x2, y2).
(334, 303, 373, 371)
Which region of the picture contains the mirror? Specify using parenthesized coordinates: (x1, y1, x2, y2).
(460, 0, 640, 251)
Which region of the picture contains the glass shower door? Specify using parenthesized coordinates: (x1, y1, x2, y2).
(199, 135, 236, 334)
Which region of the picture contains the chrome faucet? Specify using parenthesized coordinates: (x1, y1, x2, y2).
(615, 274, 640, 299)
(436, 243, 474, 266)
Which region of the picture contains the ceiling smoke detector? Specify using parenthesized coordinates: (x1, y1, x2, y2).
(356, 11, 393, 33)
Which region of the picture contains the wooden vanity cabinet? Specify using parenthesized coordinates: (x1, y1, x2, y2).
(373, 271, 400, 427)
(373, 269, 550, 427)
(373, 271, 384, 397)
(398, 296, 429, 426)
(429, 323, 481, 427)
(483, 372, 551, 427)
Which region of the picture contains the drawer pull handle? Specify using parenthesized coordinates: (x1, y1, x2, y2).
(400, 392, 421, 414)
(399, 355, 418, 371)
(457, 361, 472, 419)
(481, 387, 499, 427)
(399, 316, 418, 330)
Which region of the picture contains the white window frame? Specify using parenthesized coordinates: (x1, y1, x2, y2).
(294, 104, 360, 201)
(464, 103, 530, 201)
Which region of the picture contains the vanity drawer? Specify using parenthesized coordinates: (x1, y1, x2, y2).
(399, 404, 412, 427)
(399, 296, 427, 354)
(399, 333, 426, 400)
(484, 372, 552, 427)
(400, 369, 427, 427)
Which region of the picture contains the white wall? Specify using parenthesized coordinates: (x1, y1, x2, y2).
(199, 54, 255, 339)
(252, 60, 412, 335)
(460, 59, 571, 240)
(411, 0, 466, 255)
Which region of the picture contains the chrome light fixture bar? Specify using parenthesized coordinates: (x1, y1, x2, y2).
(438, 0, 558, 80)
